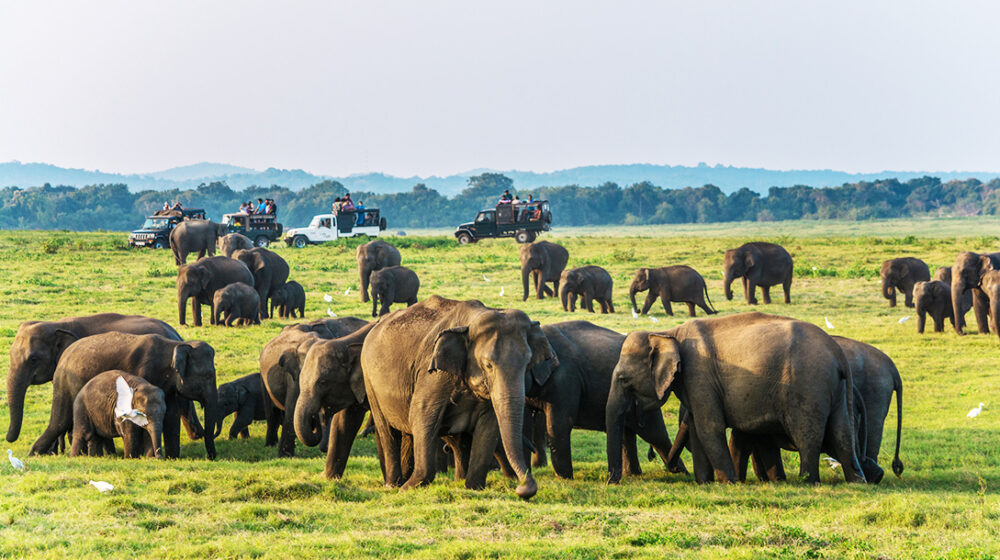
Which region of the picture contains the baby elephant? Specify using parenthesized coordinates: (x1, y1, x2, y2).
(218, 233, 253, 258)
(71, 370, 166, 459)
(370, 266, 420, 317)
(560, 265, 615, 313)
(216, 373, 271, 440)
(913, 280, 954, 333)
(270, 281, 306, 319)
(629, 265, 716, 317)
(213, 282, 261, 326)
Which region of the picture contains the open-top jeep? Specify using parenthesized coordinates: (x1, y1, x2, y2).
(454, 200, 552, 244)
(128, 208, 206, 249)
(221, 213, 284, 247)
(284, 208, 387, 248)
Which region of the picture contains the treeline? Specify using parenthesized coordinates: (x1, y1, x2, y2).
(2, 173, 1000, 231)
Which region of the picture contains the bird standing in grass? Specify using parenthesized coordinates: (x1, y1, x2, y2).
(7, 449, 24, 471)
(89, 480, 114, 492)
(967, 402, 984, 418)
(824, 317, 835, 329)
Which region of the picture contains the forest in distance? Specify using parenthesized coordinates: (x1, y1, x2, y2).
(2, 172, 1000, 232)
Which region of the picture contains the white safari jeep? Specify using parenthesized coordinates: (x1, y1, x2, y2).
(284, 208, 386, 248)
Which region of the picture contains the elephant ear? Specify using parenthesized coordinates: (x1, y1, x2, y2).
(429, 327, 469, 382)
(744, 250, 756, 270)
(51, 328, 79, 356)
(347, 342, 367, 403)
(979, 255, 995, 275)
(172, 344, 192, 381)
(638, 268, 649, 283)
(898, 263, 910, 278)
(647, 334, 681, 401)
(526, 321, 557, 387)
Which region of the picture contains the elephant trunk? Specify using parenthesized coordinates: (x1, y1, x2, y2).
(882, 278, 896, 306)
(360, 267, 371, 303)
(952, 282, 966, 334)
(560, 284, 570, 312)
(492, 388, 536, 500)
(915, 299, 926, 334)
(200, 387, 219, 460)
(629, 283, 640, 313)
(294, 392, 324, 447)
(5, 374, 29, 442)
(146, 421, 164, 459)
(723, 270, 735, 301)
(521, 267, 531, 302)
(177, 287, 188, 325)
(605, 377, 630, 484)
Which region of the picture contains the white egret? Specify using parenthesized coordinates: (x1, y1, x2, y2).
(968, 402, 984, 418)
(323, 294, 333, 303)
(824, 317, 834, 329)
(898, 316, 910, 324)
(327, 308, 337, 318)
(631, 308, 639, 319)
(114, 376, 148, 427)
(650, 316, 658, 324)
(7, 450, 24, 471)
(822, 457, 841, 470)
(483, 274, 491, 282)
(343, 288, 351, 296)
(499, 286, 505, 297)
(89, 480, 114, 492)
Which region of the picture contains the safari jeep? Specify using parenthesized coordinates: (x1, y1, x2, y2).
(454, 200, 552, 244)
(221, 213, 283, 247)
(284, 208, 387, 248)
(128, 208, 206, 249)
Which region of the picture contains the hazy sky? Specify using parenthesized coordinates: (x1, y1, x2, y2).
(2, 1, 999, 176)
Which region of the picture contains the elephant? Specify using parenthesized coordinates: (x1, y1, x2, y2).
(629, 265, 716, 317)
(217, 233, 253, 258)
(559, 266, 615, 313)
(270, 280, 306, 319)
(170, 219, 229, 265)
(215, 373, 271, 440)
(951, 251, 1000, 335)
(177, 256, 255, 326)
(370, 266, 420, 317)
(606, 312, 866, 485)
(29, 332, 219, 460)
(933, 267, 972, 324)
(520, 241, 569, 301)
(259, 317, 370, 456)
(880, 257, 930, 308)
(233, 248, 290, 319)
(978, 271, 1000, 342)
(361, 296, 557, 500)
(357, 240, 402, 303)
(914, 280, 956, 333)
(722, 242, 793, 305)
(525, 321, 685, 480)
(212, 282, 261, 326)
(71, 370, 165, 459)
(294, 323, 377, 479)
(7, 313, 186, 444)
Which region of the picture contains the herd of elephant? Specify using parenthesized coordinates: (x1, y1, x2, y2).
(7, 235, 913, 500)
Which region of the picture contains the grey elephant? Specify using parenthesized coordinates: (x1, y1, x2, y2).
(629, 265, 716, 317)
(370, 266, 420, 317)
(29, 332, 219, 460)
(526, 321, 685, 480)
(951, 252, 1000, 334)
(559, 266, 614, 313)
(722, 242, 793, 305)
(259, 317, 369, 456)
(216, 373, 272, 440)
(933, 266, 972, 320)
(606, 312, 866, 484)
(362, 296, 556, 499)
(520, 240, 570, 301)
(270, 280, 305, 319)
(914, 280, 955, 333)
(71, 370, 165, 459)
(880, 257, 930, 308)
(357, 240, 402, 303)
(170, 219, 229, 265)
(294, 323, 376, 479)
(213, 282, 261, 326)
(217, 233, 253, 258)
(978, 271, 1000, 342)
(6, 313, 185, 445)
(234, 247, 290, 319)
(177, 256, 254, 326)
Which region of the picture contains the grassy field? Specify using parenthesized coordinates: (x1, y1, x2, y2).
(1, 219, 999, 559)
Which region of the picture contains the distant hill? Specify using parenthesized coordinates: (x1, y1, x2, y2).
(2, 160, 1000, 195)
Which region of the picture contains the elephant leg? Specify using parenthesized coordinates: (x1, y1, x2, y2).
(401, 397, 446, 490)
(527, 408, 547, 468)
(278, 384, 299, 457)
(29, 390, 75, 456)
(640, 292, 657, 315)
(665, 412, 690, 472)
(746, 280, 759, 305)
(622, 428, 642, 476)
(783, 273, 792, 304)
(545, 409, 574, 479)
(755, 444, 786, 482)
(689, 402, 737, 483)
(179, 399, 205, 441)
(686, 420, 715, 484)
(787, 417, 824, 483)
(442, 434, 467, 481)
(822, 396, 868, 484)
(728, 431, 752, 482)
(319, 412, 331, 454)
(87, 437, 104, 457)
(635, 409, 687, 475)
(933, 310, 945, 333)
(369, 397, 404, 487)
(494, 445, 516, 479)
(400, 433, 415, 481)
(761, 285, 772, 305)
(904, 287, 915, 308)
(436, 441, 451, 474)
(465, 413, 501, 490)
(264, 403, 280, 447)
(973, 289, 991, 334)
(325, 403, 367, 479)
(192, 298, 203, 327)
(686, 302, 696, 317)
(121, 422, 138, 458)
(533, 270, 544, 300)
(662, 299, 674, 316)
(163, 396, 181, 459)
(230, 399, 257, 440)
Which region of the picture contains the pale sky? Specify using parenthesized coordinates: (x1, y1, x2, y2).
(1, 1, 998, 177)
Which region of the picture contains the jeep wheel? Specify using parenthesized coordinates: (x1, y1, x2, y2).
(255, 236, 270, 248)
(526, 231, 537, 243)
(293, 235, 308, 249)
(153, 238, 167, 250)
(456, 232, 473, 245)
(515, 230, 531, 244)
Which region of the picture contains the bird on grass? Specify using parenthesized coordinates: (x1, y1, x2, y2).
(7, 450, 24, 471)
(499, 286, 505, 297)
(824, 317, 834, 329)
(114, 376, 148, 427)
(323, 294, 333, 302)
(898, 316, 911, 324)
(967, 402, 985, 418)
(649, 316, 658, 324)
(631, 308, 639, 319)
(327, 308, 337, 318)
(822, 457, 841, 470)
(343, 288, 351, 296)
(482, 274, 491, 282)
(89, 480, 114, 493)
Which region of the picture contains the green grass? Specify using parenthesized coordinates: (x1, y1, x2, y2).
(1, 219, 999, 559)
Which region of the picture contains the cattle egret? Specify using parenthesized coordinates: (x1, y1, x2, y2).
(327, 308, 337, 318)
(499, 286, 505, 297)
(824, 317, 834, 329)
(898, 316, 910, 324)
(483, 274, 491, 282)
(89, 480, 114, 493)
(323, 294, 333, 303)
(343, 288, 351, 296)
(7, 450, 24, 471)
(822, 457, 841, 470)
(631, 308, 639, 319)
(650, 316, 659, 324)
(114, 376, 148, 427)
(968, 402, 984, 418)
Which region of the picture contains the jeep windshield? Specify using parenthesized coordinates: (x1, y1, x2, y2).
(141, 217, 170, 229)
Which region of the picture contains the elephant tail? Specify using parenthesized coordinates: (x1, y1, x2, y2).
(891, 371, 904, 477)
(703, 283, 718, 314)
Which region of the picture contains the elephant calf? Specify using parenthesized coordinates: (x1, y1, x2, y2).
(218, 233, 253, 258)
(216, 373, 271, 440)
(880, 257, 930, 308)
(934, 267, 972, 327)
(913, 280, 955, 333)
(722, 242, 793, 305)
(213, 282, 261, 326)
(560, 266, 614, 313)
(629, 265, 716, 317)
(271, 281, 306, 319)
(71, 370, 166, 459)
(370, 266, 420, 317)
